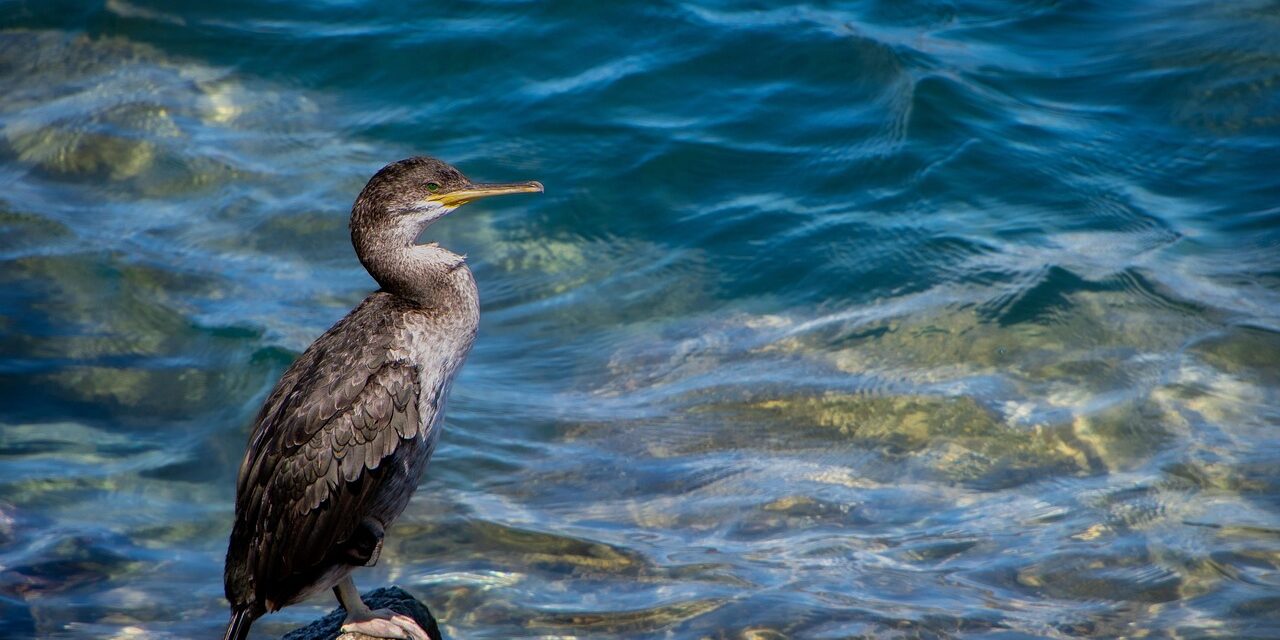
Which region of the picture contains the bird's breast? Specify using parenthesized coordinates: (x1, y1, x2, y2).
(394, 307, 478, 441)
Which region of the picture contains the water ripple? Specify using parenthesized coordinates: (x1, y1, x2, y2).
(2, 1, 1279, 638)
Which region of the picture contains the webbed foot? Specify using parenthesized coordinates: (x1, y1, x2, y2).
(340, 607, 431, 640)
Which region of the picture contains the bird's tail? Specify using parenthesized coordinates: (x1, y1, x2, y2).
(222, 607, 257, 640)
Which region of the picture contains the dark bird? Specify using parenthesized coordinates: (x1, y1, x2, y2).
(222, 157, 542, 640)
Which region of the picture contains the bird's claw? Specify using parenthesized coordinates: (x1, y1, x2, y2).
(340, 608, 431, 640)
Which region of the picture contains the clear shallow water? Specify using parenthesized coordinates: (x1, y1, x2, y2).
(1, 0, 1278, 637)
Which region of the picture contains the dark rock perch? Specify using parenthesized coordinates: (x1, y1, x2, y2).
(282, 587, 443, 640)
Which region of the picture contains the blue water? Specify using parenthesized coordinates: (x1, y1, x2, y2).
(1, 1, 1279, 638)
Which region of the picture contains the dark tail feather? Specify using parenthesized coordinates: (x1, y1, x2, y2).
(223, 607, 257, 640)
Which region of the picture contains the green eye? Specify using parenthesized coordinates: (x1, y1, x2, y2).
(426, 182, 441, 193)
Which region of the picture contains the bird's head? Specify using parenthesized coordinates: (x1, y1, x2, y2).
(351, 156, 543, 246)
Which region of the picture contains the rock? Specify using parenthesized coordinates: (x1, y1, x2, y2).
(282, 586, 443, 640)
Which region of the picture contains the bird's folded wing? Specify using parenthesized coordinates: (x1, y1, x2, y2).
(226, 297, 454, 604)
(271, 359, 424, 515)
(237, 298, 432, 505)
(257, 359, 428, 581)
(242, 359, 440, 588)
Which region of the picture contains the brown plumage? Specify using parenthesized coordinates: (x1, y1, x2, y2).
(223, 157, 541, 640)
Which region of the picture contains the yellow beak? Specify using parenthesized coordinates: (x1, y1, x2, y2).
(431, 181, 544, 208)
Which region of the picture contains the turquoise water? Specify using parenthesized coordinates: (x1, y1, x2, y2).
(1, 0, 1279, 637)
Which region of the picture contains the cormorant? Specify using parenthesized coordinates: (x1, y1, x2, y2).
(223, 157, 542, 640)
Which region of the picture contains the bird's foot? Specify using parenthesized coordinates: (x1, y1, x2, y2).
(340, 608, 431, 640)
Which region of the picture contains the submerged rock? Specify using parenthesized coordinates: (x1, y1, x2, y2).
(282, 587, 442, 640)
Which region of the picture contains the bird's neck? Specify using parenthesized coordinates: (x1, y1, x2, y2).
(354, 232, 476, 310)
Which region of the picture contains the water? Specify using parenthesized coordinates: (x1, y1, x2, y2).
(1, 1, 1278, 637)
